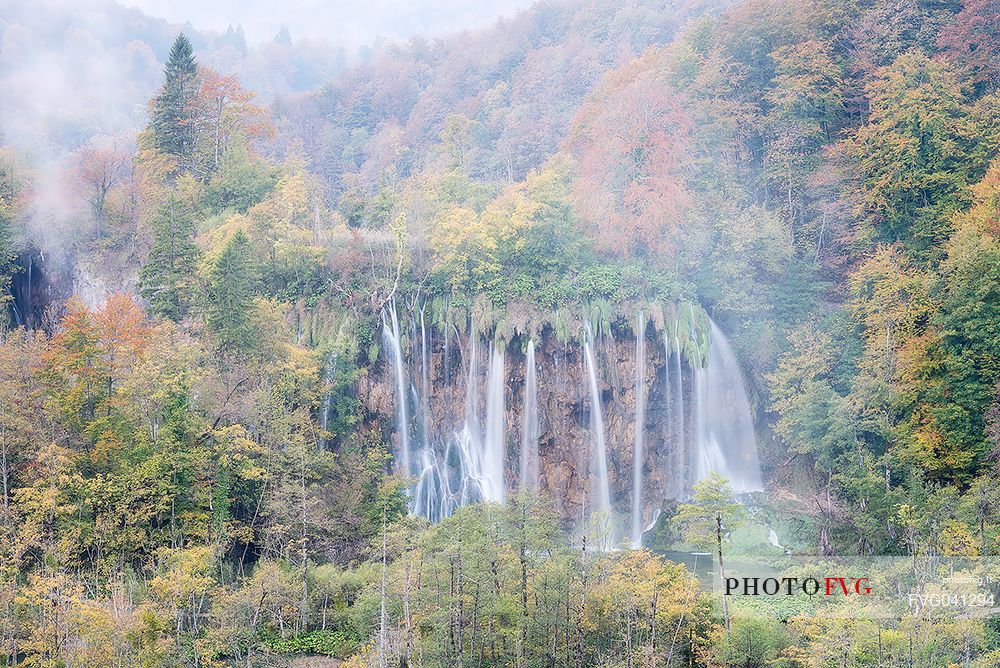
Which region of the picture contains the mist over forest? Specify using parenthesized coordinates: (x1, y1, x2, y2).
(1, 0, 999, 666)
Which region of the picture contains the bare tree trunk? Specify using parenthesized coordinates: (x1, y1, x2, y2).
(519, 505, 529, 668)
(300, 447, 309, 631)
(449, 560, 457, 668)
(717, 513, 730, 636)
(403, 556, 414, 668)
(379, 507, 389, 668)
(648, 591, 657, 667)
(564, 577, 571, 668)
(624, 605, 633, 668)
(574, 537, 587, 668)
(456, 553, 464, 664)
(1, 428, 10, 522)
(214, 101, 223, 169)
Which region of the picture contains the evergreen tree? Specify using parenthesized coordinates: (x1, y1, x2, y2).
(206, 230, 257, 353)
(139, 195, 199, 321)
(150, 34, 200, 165)
(0, 216, 15, 322)
(0, 153, 23, 318)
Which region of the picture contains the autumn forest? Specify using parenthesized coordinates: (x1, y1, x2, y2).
(1, 0, 999, 665)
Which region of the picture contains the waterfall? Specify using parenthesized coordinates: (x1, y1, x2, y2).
(672, 326, 685, 498)
(451, 335, 506, 508)
(414, 448, 445, 521)
(420, 308, 431, 445)
(11, 251, 37, 328)
(692, 319, 763, 493)
(319, 351, 338, 449)
(520, 340, 539, 491)
(25, 255, 32, 323)
(582, 322, 612, 521)
(630, 312, 647, 548)
(382, 305, 411, 480)
(381, 300, 762, 529)
(482, 345, 507, 503)
(453, 332, 482, 507)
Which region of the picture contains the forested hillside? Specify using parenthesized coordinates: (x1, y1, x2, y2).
(1, 0, 999, 666)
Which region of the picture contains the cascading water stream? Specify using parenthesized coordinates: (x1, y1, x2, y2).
(582, 322, 612, 524)
(520, 340, 539, 491)
(672, 325, 685, 497)
(482, 345, 507, 502)
(382, 305, 411, 481)
(630, 312, 647, 548)
(412, 306, 449, 521)
(692, 319, 763, 493)
(383, 301, 762, 532)
(319, 351, 338, 449)
(452, 332, 482, 507)
(413, 448, 444, 521)
(451, 336, 506, 505)
(420, 308, 431, 445)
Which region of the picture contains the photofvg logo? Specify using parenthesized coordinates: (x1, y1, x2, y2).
(708, 557, 1000, 619)
(724, 576, 872, 597)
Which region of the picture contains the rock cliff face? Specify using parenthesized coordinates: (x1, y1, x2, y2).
(8, 247, 77, 331)
(6, 246, 132, 332)
(529, 328, 683, 527)
(358, 316, 694, 534)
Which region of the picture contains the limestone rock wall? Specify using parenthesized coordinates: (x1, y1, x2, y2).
(358, 320, 692, 530)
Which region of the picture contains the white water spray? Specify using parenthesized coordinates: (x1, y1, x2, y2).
(382, 305, 411, 479)
(383, 301, 762, 531)
(520, 340, 539, 491)
(672, 325, 685, 497)
(482, 344, 507, 502)
(583, 322, 612, 521)
(630, 312, 647, 548)
(420, 308, 431, 445)
(692, 319, 763, 493)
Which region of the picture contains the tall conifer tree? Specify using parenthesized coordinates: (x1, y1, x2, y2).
(150, 34, 199, 165)
(139, 195, 199, 321)
(206, 230, 257, 353)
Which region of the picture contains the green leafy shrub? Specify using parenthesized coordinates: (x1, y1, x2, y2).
(266, 630, 359, 657)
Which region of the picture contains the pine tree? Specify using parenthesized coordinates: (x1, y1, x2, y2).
(140, 195, 200, 321)
(150, 34, 200, 165)
(0, 153, 23, 318)
(206, 230, 257, 353)
(0, 203, 15, 315)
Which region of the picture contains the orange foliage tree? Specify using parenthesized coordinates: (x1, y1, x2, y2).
(44, 295, 150, 445)
(566, 49, 692, 262)
(937, 0, 1000, 93)
(196, 67, 273, 172)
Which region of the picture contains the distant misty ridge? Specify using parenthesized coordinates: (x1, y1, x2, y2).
(122, 0, 537, 48)
(0, 0, 535, 157)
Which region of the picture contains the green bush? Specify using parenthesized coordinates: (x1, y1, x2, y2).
(266, 629, 359, 657)
(719, 616, 788, 668)
(577, 264, 623, 300)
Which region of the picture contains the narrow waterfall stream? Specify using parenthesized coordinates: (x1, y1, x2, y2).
(319, 351, 338, 449)
(630, 312, 646, 548)
(454, 332, 484, 506)
(482, 344, 506, 503)
(420, 308, 431, 445)
(582, 322, 612, 522)
(672, 327, 685, 497)
(520, 340, 539, 491)
(382, 305, 411, 479)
